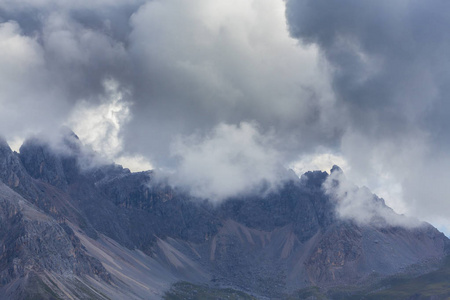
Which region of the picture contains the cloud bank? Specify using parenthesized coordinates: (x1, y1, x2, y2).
(168, 122, 289, 201)
(0, 0, 337, 166)
(286, 0, 450, 231)
(1, 0, 450, 228)
(323, 167, 421, 228)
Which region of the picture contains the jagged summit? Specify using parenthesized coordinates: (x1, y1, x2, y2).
(18, 129, 129, 186)
(59, 125, 80, 140)
(330, 164, 343, 174)
(0, 136, 10, 150)
(0, 135, 448, 299)
(19, 127, 82, 156)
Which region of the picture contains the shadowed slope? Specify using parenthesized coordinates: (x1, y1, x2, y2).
(0, 133, 447, 299)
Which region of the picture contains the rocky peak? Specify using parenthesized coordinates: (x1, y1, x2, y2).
(17, 128, 97, 188)
(0, 131, 449, 299)
(0, 137, 13, 163)
(330, 164, 343, 174)
(58, 126, 82, 154)
(0, 136, 10, 150)
(0, 138, 31, 193)
(0, 138, 17, 186)
(19, 137, 69, 189)
(300, 170, 329, 188)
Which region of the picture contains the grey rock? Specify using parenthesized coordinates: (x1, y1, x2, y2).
(0, 134, 448, 299)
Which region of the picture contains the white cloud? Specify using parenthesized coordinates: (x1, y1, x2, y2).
(0, 21, 43, 75)
(69, 79, 130, 158)
(323, 168, 421, 228)
(131, 0, 307, 112)
(290, 150, 348, 175)
(0, 10, 130, 142)
(2, 0, 449, 235)
(0, 0, 144, 11)
(0, 21, 69, 140)
(125, 0, 337, 164)
(337, 129, 450, 228)
(168, 122, 288, 202)
(115, 154, 153, 172)
(68, 79, 153, 172)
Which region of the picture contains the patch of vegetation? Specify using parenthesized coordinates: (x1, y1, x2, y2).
(287, 256, 450, 300)
(164, 281, 257, 300)
(356, 257, 450, 300)
(167, 257, 450, 300)
(330, 256, 450, 300)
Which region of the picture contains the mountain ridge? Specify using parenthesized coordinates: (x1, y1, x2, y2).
(0, 132, 448, 299)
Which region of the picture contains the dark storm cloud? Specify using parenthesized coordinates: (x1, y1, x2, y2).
(1, 0, 450, 225)
(285, 0, 450, 227)
(116, 0, 341, 165)
(0, 1, 141, 140)
(0, 0, 340, 199)
(0, 0, 338, 155)
(286, 0, 450, 142)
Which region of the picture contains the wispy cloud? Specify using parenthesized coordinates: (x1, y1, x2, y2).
(1, 0, 450, 229)
(323, 167, 421, 228)
(168, 122, 290, 202)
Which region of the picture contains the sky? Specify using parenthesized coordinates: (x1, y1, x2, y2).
(0, 0, 450, 233)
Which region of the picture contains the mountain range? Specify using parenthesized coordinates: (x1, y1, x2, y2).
(0, 130, 448, 299)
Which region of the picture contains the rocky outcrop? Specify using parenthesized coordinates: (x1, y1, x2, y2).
(0, 133, 448, 299)
(0, 182, 110, 299)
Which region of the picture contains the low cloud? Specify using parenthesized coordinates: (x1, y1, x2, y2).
(0, 7, 132, 142)
(122, 0, 337, 165)
(20, 127, 110, 171)
(2, 0, 450, 231)
(68, 79, 138, 165)
(290, 151, 348, 175)
(286, 0, 450, 232)
(0, 0, 337, 173)
(0, 20, 68, 139)
(323, 167, 421, 228)
(168, 122, 290, 202)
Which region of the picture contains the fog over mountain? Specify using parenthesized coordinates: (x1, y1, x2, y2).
(1, 0, 450, 233)
(0, 133, 448, 299)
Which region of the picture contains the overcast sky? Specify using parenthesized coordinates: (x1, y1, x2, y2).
(1, 0, 450, 233)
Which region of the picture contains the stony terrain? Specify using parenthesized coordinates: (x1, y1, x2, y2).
(0, 131, 448, 299)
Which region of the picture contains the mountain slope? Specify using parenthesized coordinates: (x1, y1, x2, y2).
(0, 133, 448, 299)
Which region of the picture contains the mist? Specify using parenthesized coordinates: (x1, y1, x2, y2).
(323, 167, 421, 228)
(1, 0, 450, 232)
(168, 122, 290, 202)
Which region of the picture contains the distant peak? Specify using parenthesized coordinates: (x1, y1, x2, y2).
(58, 127, 82, 154)
(330, 165, 343, 174)
(0, 137, 13, 158)
(0, 136, 9, 149)
(18, 127, 83, 162)
(59, 126, 80, 141)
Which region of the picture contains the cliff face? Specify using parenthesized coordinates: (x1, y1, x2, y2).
(0, 182, 111, 300)
(0, 133, 448, 299)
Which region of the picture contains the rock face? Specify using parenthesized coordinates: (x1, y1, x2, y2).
(0, 132, 448, 299)
(0, 181, 110, 300)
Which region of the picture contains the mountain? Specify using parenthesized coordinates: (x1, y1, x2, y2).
(0, 132, 448, 299)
